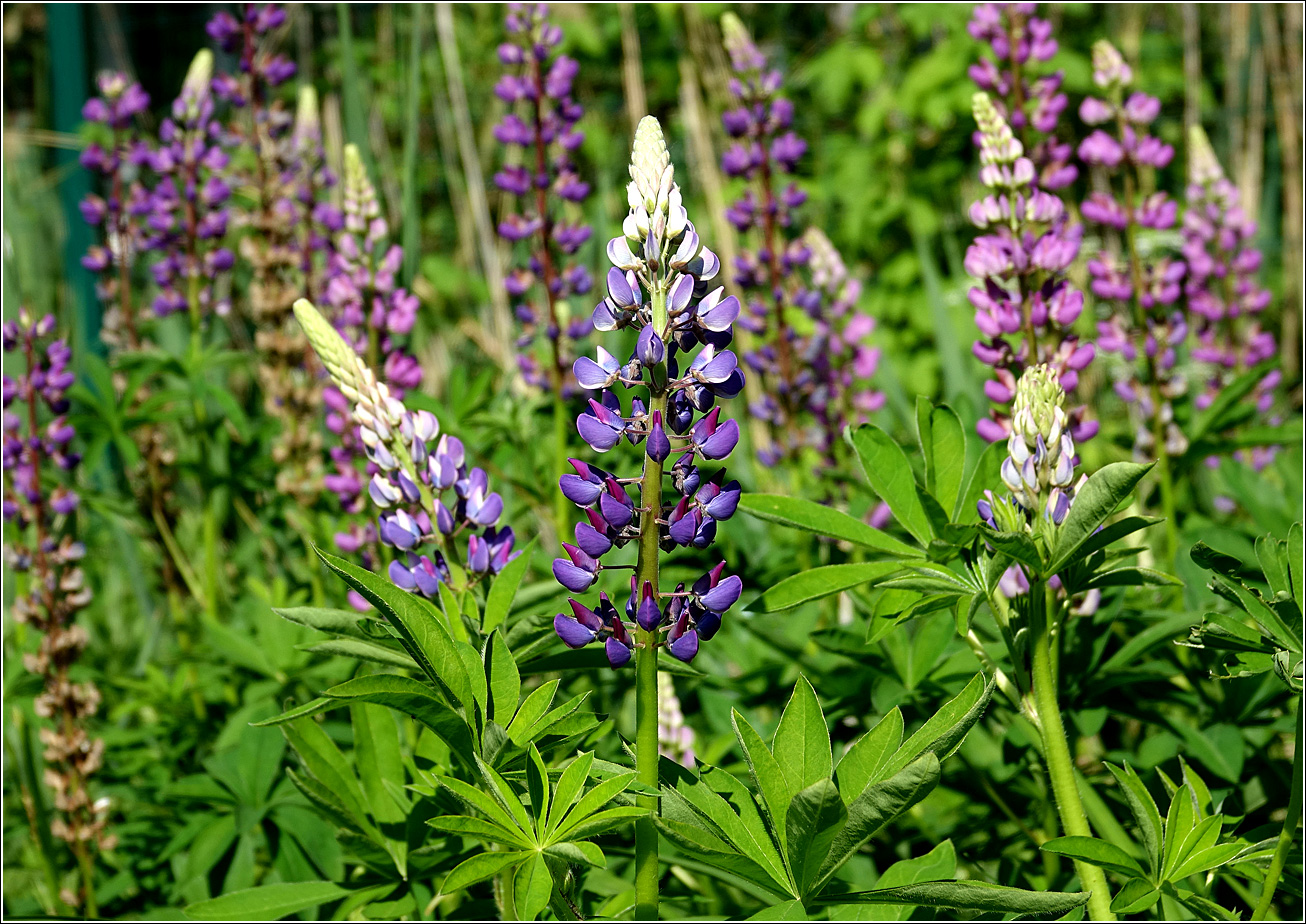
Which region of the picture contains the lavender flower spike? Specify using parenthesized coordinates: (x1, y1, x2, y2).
(294, 298, 517, 598)
(967, 92, 1095, 444)
(552, 115, 744, 667)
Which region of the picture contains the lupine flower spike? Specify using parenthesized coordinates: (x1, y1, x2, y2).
(294, 298, 517, 598)
(494, 2, 593, 393)
(3, 311, 114, 910)
(1183, 125, 1280, 470)
(552, 116, 745, 667)
(1079, 39, 1187, 460)
(967, 92, 1095, 443)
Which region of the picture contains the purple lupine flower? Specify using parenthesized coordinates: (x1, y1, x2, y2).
(79, 71, 152, 350)
(967, 3, 1077, 190)
(967, 93, 1095, 444)
(551, 116, 744, 667)
(1182, 126, 1281, 470)
(720, 14, 881, 470)
(321, 144, 421, 551)
(1078, 40, 1187, 460)
(493, 3, 593, 393)
(2, 311, 113, 861)
(142, 50, 234, 321)
(293, 298, 517, 602)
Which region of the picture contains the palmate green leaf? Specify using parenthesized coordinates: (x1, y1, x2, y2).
(747, 562, 900, 613)
(184, 881, 350, 920)
(815, 754, 940, 894)
(835, 709, 903, 804)
(1048, 462, 1153, 574)
(875, 673, 993, 783)
(772, 677, 832, 794)
(850, 424, 933, 545)
(315, 547, 473, 709)
(654, 816, 792, 897)
(545, 751, 593, 837)
(1086, 566, 1182, 590)
(323, 675, 475, 765)
(556, 806, 647, 840)
(252, 697, 334, 727)
(785, 779, 847, 895)
(514, 852, 553, 921)
(506, 680, 559, 745)
(1170, 887, 1241, 921)
(747, 899, 807, 920)
(844, 840, 956, 922)
(437, 774, 525, 836)
(553, 772, 637, 839)
(737, 494, 920, 558)
(281, 717, 370, 829)
(483, 539, 536, 633)
(1161, 783, 1198, 880)
(1107, 762, 1164, 877)
(916, 398, 966, 518)
(442, 850, 530, 894)
(351, 703, 407, 824)
(1041, 836, 1148, 879)
(977, 527, 1043, 571)
(814, 880, 1090, 914)
(733, 708, 794, 849)
(544, 841, 606, 867)
(526, 745, 550, 837)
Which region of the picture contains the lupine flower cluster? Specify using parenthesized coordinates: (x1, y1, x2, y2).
(2, 313, 114, 871)
(716, 14, 814, 463)
(142, 50, 236, 321)
(657, 672, 697, 768)
(79, 72, 152, 350)
(552, 116, 744, 667)
(794, 228, 885, 464)
(978, 365, 1090, 601)
(294, 298, 517, 600)
(1183, 126, 1280, 468)
(967, 93, 1095, 443)
(323, 145, 420, 553)
(493, 3, 594, 392)
(1078, 40, 1188, 459)
(205, 2, 297, 105)
(967, 3, 1077, 191)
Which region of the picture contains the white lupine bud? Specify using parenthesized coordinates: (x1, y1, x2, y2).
(630, 116, 672, 212)
(1187, 125, 1224, 187)
(973, 93, 1024, 169)
(182, 50, 214, 101)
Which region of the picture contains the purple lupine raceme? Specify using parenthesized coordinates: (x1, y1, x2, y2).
(2, 312, 115, 883)
(552, 116, 744, 667)
(719, 14, 881, 469)
(293, 298, 517, 600)
(321, 145, 421, 563)
(494, 3, 593, 392)
(142, 50, 235, 322)
(966, 93, 1095, 444)
(79, 72, 152, 350)
(1078, 40, 1187, 459)
(1182, 126, 1281, 470)
(967, 3, 1077, 191)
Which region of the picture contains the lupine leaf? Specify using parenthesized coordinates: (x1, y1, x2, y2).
(514, 852, 553, 921)
(485, 631, 520, 725)
(300, 638, 415, 670)
(732, 708, 794, 849)
(747, 562, 899, 613)
(1048, 462, 1153, 574)
(813, 880, 1090, 914)
(1107, 762, 1164, 877)
(772, 677, 832, 794)
(875, 673, 992, 783)
(850, 424, 933, 545)
(483, 539, 536, 633)
(426, 814, 531, 848)
(916, 398, 966, 518)
(784, 779, 847, 895)
(442, 850, 530, 894)
(315, 547, 472, 709)
(1109, 878, 1161, 914)
(834, 709, 903, 804)
(184, 881, 350, 920)
(738, 494, 920, 557)
(955, 439, 1004, 526)
(322, 675, 475, 765)
(1041, 836, 1148, 879)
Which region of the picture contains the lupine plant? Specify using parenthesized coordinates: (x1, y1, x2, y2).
(3, 312, 110, 915)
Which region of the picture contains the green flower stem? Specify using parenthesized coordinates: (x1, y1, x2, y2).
(1030, 580, 1116, 921)
(1252, 692, 1302, 920)
(633, 287, 669, 921)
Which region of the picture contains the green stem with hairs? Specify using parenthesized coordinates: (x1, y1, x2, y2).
(1252, 693, 1302, 920)
(1030, 580, 1116, 921)
(633, 287, 668, 921)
